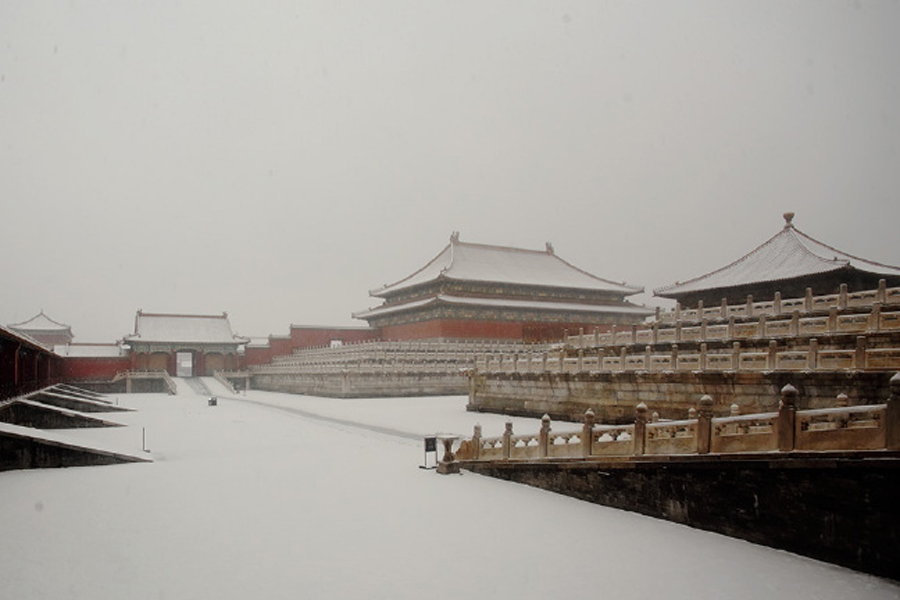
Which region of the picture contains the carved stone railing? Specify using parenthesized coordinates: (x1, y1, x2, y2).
(565, 281, 900, 350)
(113, 370, 177, 395)
(476, 335, 900, 374)
(256, 338, 545, 377)
(653, 281, 898, 325)
(454, 374, 900, 462)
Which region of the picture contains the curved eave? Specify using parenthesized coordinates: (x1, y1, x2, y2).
(369, 244, 452, 297)
(354, 295, 654, 321)
(652, 221, 900, 298)
(373, 274, 643, 301)
(654, 265, 849, 300)
(123, 335, 250, 346)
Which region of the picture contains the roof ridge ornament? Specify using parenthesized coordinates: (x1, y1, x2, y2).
(545, 242, 554, 254)
(450, 231, 460, 243)
(783, 212, 795, 229)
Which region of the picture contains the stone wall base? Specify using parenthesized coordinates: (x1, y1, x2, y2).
(463, 452, 900, 580)
(252, 373, 468, 398)
(469, 371, 895, 423)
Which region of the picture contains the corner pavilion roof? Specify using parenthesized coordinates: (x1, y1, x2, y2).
(8, 311, 72, 334)
(123, 312, 249, 346)
(654, 213, 900, 299)
(370, 234, 643, 298)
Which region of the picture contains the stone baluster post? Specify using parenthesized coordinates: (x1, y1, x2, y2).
(730, 403, 740, 416)
(728, 316, 735, 339)
(671, 344, 679, 371)
(887, 373, 900, 450)
(827, 306, 838, 333)
(630, 324, 638, 345)
(805, 287, 814, 312)
(700, 343, 708, 371)
(697, 300, 704, 319)
(746, 294, 754, 317)
(644, 346, 652, 371)
(732, 341, 741, 371)
(593, 327, 600, 346)
(758, 314, 767, 337)
(675, 302, 682, 321)
(720, 297, 728, 319)
(620, 347, 627, 370)
(836, 393, 849, 408)
(790, 310, 800, 336)
(777, 384, 798, 452)
(700, 318, 708, 341)
(611, 324, 618, 345)
(471, 424, 482, 460)
(502, 421, 513, 460)
(767, 340, 778, 370)
(652, 321, 659, 345)
(839, 283, 849, 310)
(582, 409, 595, 457)
(697, 395, 714, 454)
(773, 291, 782, 315)
(579, 328, 584, 349)
(855, 336, 867, 370)
(877, 279, 887, 304)
(688, 407, 697, 419)
(870, 302, 882, 332)
(808, 338, 819, 370)
(577, 349, 584, 373)
(539, 414, 551, 458)
(675, 320, 682, 343)
(634, 403, 648, 456)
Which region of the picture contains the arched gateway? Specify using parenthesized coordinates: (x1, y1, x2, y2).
(124, 311, 248, 377)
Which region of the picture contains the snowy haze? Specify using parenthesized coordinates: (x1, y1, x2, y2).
(2, 1, 899, 342)
(1, 383, 898, 598)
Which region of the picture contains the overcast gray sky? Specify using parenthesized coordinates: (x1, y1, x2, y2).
(2, 1, 899, 342)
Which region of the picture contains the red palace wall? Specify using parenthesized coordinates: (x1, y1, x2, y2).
(243, 328, 381, 367)
(379, 319, 607, 342)
(381, 319, 521, 341)
(62, 357, 131, 381)
(289, 327, 380, 348)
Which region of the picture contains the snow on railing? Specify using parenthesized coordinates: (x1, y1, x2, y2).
(474, 337, 900, 375)
(566, 281, 900, 350)
(254, 339, 549, 377)
(454, 375, 900, 462)
(113, 370, 178, 395)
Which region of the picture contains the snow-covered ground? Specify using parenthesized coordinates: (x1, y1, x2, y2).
(1, 379, 897, 599)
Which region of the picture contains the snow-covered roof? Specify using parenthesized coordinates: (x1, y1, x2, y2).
(654, 213, 900, 298)
(353, 294, 654, 320)
(0, 323, 54, 353)
(124, 312, 249, 345)
(370, 234, 642, 297)
(54, 343, 128, 358)
(8, 311, 72, 333)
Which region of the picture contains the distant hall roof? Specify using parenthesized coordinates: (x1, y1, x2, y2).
(9, 311, 72, 334)
(654, 213, 900, 299)
(371, 233, 642, 297)
(124, 312, 248, 345)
